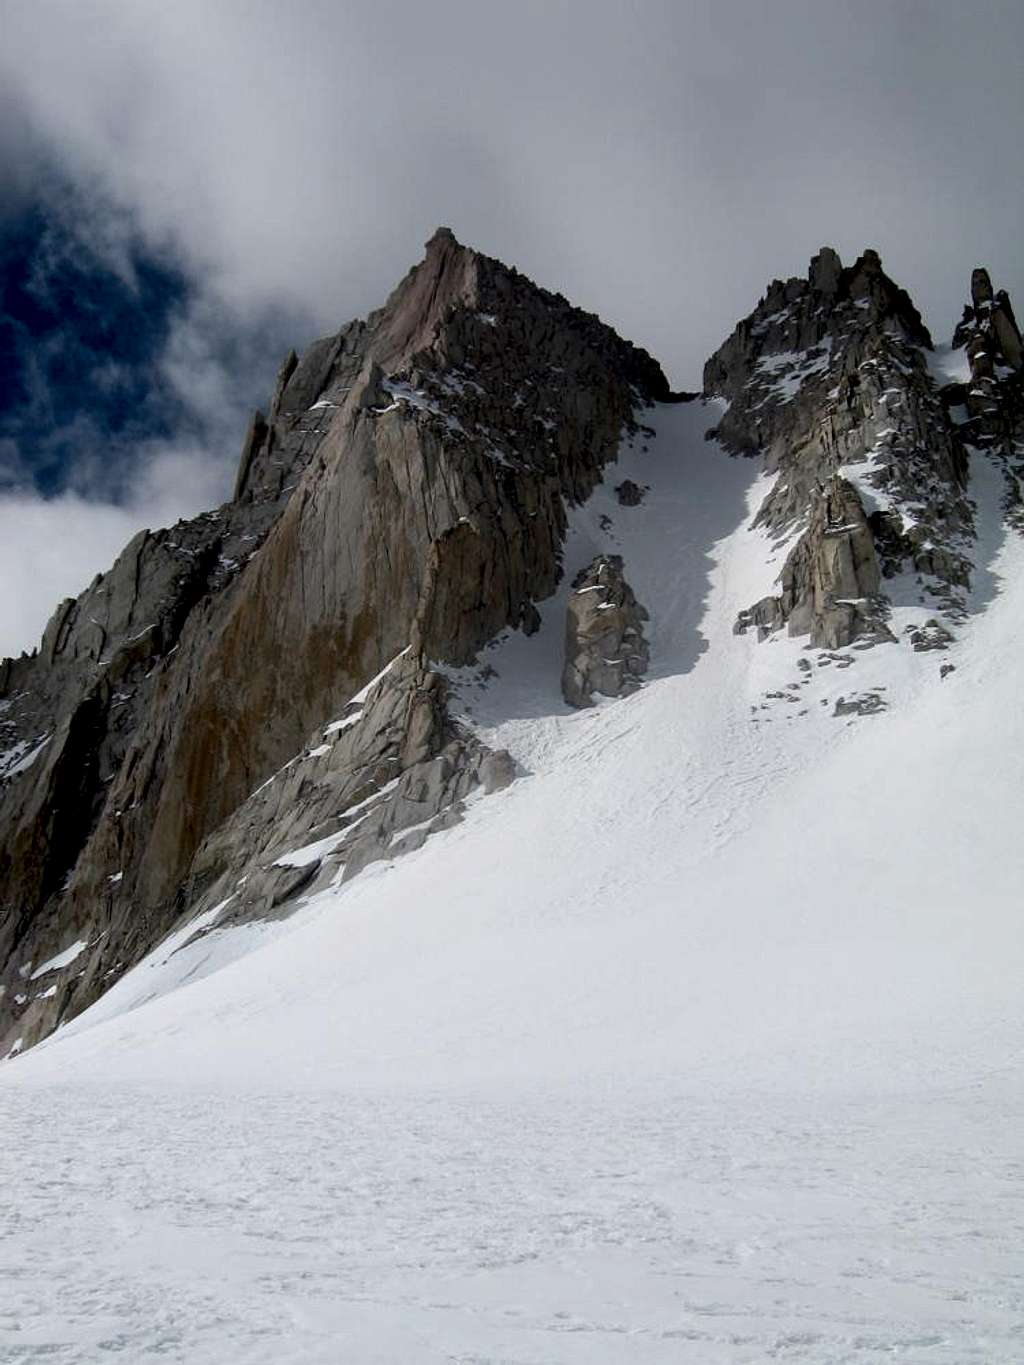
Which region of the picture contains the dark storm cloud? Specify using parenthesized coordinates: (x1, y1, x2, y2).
(0, 0, 1022, 654)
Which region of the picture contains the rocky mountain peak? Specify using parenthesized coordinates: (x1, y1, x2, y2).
(369, 225, 479, 372)
(710, 247, 976, 652)
(843, 249, 932, 346)
(0, 230, 671, 1055)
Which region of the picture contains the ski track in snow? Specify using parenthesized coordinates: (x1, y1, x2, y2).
(2, 400, 1023, 1363)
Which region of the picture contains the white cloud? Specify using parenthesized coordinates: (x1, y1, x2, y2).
(5, 0, 1019, 380)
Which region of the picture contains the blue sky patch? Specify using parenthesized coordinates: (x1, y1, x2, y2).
(0, 201, 191, 496)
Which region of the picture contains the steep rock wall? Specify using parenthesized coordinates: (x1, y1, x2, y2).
(0, 229, 670, 1052)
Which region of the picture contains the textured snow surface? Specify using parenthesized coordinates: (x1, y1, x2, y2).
(2, 400, 1023, 1363)
(1, 1080, 1020, 1364)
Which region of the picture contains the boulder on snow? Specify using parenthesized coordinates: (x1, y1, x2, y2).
(561, 555, 650, 709)
(615, 479, 646, 507)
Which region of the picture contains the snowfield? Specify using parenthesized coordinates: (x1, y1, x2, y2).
(2, 400, 1022, 1363)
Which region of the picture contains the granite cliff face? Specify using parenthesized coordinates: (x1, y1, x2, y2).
(1, 231, 1020, 1055)
(0, 229, 673, 1052)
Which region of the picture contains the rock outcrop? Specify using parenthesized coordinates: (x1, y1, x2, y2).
(707, 247, 975, 644)
(562, 556, 650, 708)
(737, 475, 892, 648)
(950, 267, 1024, 525)
(0, 228, 671, 1054)
(174, 649, 516, 927)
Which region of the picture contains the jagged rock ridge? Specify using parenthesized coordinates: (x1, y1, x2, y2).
(705, 247, 1000, 649)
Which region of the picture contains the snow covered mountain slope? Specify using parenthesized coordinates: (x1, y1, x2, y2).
(13, 395, 1023, 1088)
(2, 398, 1021, 1363)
